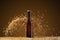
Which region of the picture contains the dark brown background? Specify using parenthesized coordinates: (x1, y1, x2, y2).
(0, 0, 60, 36)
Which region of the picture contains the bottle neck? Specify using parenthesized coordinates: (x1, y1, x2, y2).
(28, 12, 30, 21)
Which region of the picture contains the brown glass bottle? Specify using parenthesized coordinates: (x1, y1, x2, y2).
(26, 10, 32, 37)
